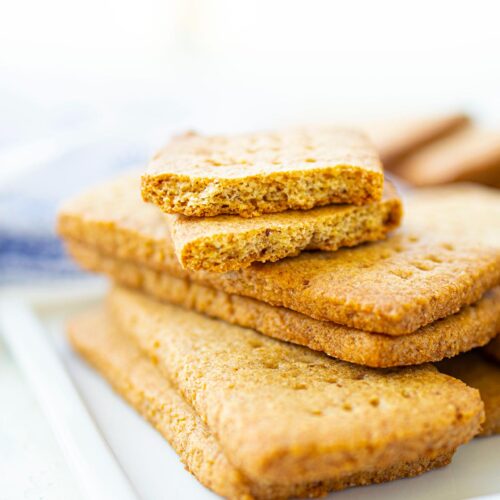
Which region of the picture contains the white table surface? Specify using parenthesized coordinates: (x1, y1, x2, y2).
(0, 333, 82, 500)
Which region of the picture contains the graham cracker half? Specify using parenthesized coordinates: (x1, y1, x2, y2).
(101, 286, 483, 487)
(142, 127, 384, 217)
(168, 181, 402, 272)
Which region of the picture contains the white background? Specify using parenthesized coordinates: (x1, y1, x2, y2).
(2, 0, 500, 147)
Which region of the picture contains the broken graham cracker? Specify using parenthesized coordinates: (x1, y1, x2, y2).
(363, 113, 470, 169)
(169, 181, 402, 272)
(483, 336, 500, 363)
(106, 285, 483, 487)
(65, 241, 500, 368)
(438, 351, 500, 436)
(141, 127, 384, 217)
(57, 175, 500, 335)
(69, 309, 462, 500)
(394, 127, 500, 187)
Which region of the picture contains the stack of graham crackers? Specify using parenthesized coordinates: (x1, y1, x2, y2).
(57, 126, 500, 499)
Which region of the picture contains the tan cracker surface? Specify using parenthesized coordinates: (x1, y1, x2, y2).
(105, 286, 483, 486)
(66, 241, 500, 368)
(142, 127, 384, 217)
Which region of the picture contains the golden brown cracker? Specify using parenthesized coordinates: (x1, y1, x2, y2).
(105, 286, 483, 485)
(142, 127, 384, 217)
(169, 182, 401, 272)
(69, 308, 459, 499)
(66, 240, 500, 368)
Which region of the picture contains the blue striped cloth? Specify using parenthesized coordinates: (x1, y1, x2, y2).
(0, 137, 148, 285)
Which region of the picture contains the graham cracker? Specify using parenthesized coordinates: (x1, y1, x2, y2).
(57, 175, 500, 334)
(66, 240, 500, 368)
(142, 127, 384, 217)
(363, 113, 470, 168)
(105, 286, 483, 486)
(169, 182, 402, 272)
(68, 308, 459, 499)
(395, 127, 500, 187)
(438, 351, 500, 436)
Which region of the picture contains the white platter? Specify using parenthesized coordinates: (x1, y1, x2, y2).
(2, 282, 499, 500)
